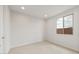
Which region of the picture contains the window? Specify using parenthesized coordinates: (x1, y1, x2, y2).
(57, 17, 64, 34)
(57, 18, 63, 28)
(57, 14, 73, 34)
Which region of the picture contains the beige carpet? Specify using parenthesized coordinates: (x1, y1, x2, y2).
(9, 41, 78, 54)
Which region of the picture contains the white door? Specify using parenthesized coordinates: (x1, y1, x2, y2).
(0, 6, 4, 54)
(0, 6, 10, 54)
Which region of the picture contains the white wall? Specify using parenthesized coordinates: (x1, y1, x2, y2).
(46, 7, 79, 51)
(10, 11, 44, 48)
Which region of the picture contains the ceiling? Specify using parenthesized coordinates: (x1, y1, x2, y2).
(9, 5, 76, 19)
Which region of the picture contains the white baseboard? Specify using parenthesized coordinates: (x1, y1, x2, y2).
(46, 40, 79, 53)
(11, 39, 43, 49)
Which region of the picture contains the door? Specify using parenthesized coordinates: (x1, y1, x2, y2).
(0, 6, 4, 53)
(0, 6, 10, 54)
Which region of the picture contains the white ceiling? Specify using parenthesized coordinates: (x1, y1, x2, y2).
(9, 5, 76, 19)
